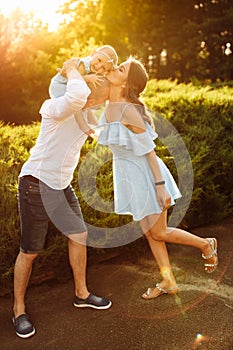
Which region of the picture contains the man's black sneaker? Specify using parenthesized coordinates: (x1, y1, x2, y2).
(13, 313, 35, 338)
(73, 293, 112, 310)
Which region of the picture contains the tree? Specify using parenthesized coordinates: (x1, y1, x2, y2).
(0, 0, 232, 124)
(0, 10, 60, 124)
(191, 0, 233, 81)
(97, 0, 233, 80)
(58, 0, 103, 48)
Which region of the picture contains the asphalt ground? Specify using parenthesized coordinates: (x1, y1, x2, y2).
(0, 217, 232, 350)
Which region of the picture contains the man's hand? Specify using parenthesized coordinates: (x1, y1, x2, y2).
(57, 58, 78, 77)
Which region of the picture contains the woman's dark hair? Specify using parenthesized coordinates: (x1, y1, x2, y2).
(122, 57, 153, 126)
(122, 57, 148, 102)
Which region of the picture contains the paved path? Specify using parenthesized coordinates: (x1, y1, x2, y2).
(0, 218, 232, 350)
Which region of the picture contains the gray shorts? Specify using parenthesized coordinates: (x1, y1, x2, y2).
(18, 176, 87, 253)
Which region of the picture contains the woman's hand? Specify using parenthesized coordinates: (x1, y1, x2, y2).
(156, 186, 171, 211)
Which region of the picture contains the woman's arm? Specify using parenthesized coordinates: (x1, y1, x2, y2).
(146, 150, 164, 183)
(121, 104, 146, 134)
(146, 150, 171, 210)
(121, 103, 170, 209)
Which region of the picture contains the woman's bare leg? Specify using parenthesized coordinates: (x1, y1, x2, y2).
(144, 210, 218, 273)
(144, 234, 178, 298)
(140, 214, 178, 299)
(140, 209, 218, 299)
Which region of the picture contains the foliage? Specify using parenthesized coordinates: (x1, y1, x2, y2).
(143, 79, 233, 225)
(0, 10, 57, 124)
(0, 0, 233, 124)
(0, 122, 40, 293)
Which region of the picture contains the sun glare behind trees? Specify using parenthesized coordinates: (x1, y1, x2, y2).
(0, 0, 232, 124)
(0, 0, 65, 31)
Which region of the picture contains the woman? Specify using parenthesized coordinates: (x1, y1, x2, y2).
(97, 57, 218, 299)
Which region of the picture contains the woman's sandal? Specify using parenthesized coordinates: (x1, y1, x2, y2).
(142, 283, 179, 300)
(202, 237, 218, 273)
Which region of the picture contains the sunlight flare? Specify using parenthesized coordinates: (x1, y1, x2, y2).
(0, 0, 66, 31)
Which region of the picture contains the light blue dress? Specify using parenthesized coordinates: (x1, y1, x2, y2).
(97, 108, 182, 221)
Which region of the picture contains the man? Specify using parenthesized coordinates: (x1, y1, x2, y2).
(13, 59, 111, 339)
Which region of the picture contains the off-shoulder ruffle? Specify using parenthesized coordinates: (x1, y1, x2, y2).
(97, 121, 158, 156)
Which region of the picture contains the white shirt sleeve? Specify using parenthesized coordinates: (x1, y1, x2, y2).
(39, 79, 91, 121)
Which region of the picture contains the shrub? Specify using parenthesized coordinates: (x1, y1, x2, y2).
(143, 79, 233, 226)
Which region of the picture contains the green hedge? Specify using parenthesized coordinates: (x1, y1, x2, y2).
(143, 79, 233, 226)
(0, 80, 232, 293)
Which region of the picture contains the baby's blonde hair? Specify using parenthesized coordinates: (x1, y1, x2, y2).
(96, 45, 118, 68)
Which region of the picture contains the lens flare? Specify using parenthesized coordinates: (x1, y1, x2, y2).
(194, 333, 209, 347)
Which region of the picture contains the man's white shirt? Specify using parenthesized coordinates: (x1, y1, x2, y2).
(20, 79, 91, 189)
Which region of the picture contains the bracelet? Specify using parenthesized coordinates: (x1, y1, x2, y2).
(155, 180, 165, 186)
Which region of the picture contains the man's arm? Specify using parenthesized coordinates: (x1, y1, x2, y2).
(40, 60, 91, 121)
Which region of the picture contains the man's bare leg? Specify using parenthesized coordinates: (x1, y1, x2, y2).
(68, 232, 112, 309)
(13, 251, 38, 317)
(68, 232, 89, 299)
(13, 251, 37, 338)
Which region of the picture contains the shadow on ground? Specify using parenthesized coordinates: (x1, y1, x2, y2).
(0, 217, 232, 350)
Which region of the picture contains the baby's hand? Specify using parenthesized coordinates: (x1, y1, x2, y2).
(84, 74, 105, 88)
